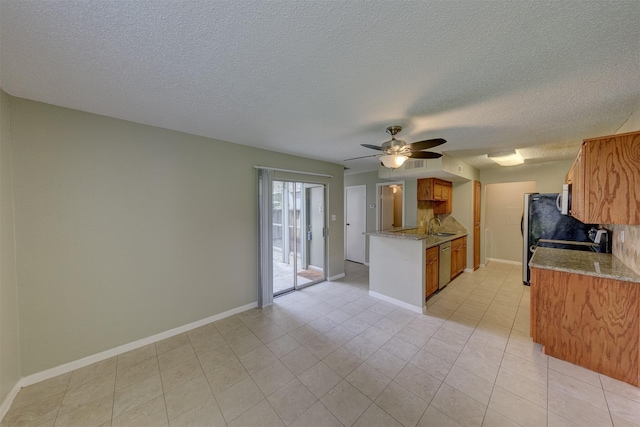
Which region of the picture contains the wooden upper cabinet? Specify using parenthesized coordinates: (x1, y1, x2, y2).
(418, 178, 453, 214)
(569, 130, 640, 224)
(417, 178, 450, 201)
(570, 146, 585, 221)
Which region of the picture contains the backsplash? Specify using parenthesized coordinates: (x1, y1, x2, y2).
(607, 224, 640, 275)
(417, 201, 467, 234)
(417, 201, 435, 233)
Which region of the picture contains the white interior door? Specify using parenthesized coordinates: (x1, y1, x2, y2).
(345, 185, 366, 264)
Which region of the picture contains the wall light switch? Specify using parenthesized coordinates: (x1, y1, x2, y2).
(621, 230, 625, 243)
(331, 214, 336, 221)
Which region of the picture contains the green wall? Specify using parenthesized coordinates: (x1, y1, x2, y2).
(9, 96, 344, 376)
(0, 90, 21, 404)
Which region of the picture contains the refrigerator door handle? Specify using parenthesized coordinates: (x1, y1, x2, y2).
(522, 194, 531, 285)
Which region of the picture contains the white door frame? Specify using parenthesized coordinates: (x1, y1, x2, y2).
(344, 185, 366, 264)
(376, 181, 405, 230)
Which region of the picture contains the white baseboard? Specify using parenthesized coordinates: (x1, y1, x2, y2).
(328, 273, 346, 281)
(0, 381, 22, 421)
(368, 291, 422, 314)
(3, 300, 258, 416)
(488, 258, 522, 266)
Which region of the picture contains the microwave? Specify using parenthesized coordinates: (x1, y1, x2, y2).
(559, 183, 571, 215)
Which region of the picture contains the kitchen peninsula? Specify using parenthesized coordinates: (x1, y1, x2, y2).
(366, 219, 467, 312)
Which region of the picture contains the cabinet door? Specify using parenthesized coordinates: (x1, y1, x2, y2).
(570, 145, 585, 222)
(473, 181, 481, 270)
(442, 181, 453, 214)
(568, 131, 640, 224)
(450, 238, 459, 279)
(583, 133, 640, 224)
(529, 267, 545, 344)
(425, 247, 439, 298)
(433, 180, 444, 200)
(449, 237, 467, 279)
(461, 237, 467, 271)
(417, 179, 433, 201)
(566, 161, 574, 185)
(433, 181, 452, 214)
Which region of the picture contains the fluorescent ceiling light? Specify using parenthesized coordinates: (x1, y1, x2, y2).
(380, 154, 408, 169)
(487, 149, 524, 166)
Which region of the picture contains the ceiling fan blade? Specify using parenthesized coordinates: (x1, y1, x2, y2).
(360, 143, 384, 151)
(408, 151, 442, 159)
(344, 153, 382, 161)
(407, 138, 446, 151)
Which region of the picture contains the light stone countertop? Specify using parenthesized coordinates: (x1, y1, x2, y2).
(365, 228, 468, 249)
(529, 247, 640, 283)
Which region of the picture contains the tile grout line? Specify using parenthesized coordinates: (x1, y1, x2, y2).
(155, 341, 172, 426)
(52, 366, 73, 426)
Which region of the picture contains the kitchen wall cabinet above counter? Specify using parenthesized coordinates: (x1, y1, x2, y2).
(417, 178, 452, 214)
(566, 130, 640, 224)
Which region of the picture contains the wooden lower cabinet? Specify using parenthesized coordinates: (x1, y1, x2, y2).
(450, 237, 467, 280)
(425, 246, 439, 298)
(530, 267, 639, 386)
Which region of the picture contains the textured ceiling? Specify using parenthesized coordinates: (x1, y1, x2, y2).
(1, 1, 639, 174)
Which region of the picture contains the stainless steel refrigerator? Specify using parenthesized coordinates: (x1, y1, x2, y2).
(522, 193, 607, 285)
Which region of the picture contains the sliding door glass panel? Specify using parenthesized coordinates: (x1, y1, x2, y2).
(272, 180, 326, 296)
(298, 184, 325, 287)
(273, 181, 293, 294)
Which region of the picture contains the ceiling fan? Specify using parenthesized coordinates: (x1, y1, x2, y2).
(345, 126, 446, 168)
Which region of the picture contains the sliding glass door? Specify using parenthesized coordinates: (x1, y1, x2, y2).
(272, 180, 326, 296)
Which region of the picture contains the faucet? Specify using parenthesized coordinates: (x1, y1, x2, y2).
(428, 217, 441, 235)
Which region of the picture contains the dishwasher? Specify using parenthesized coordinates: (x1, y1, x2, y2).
(439, 242, 451, 289)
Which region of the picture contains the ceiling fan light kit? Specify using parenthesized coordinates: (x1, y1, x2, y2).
(380, 154, 409, 169)
(344, 125, 446, 168)
(487, 149, 524, 166)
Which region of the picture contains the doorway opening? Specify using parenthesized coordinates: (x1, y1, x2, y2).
(272, 180, 326, 296)
(376, 181, 405, 230)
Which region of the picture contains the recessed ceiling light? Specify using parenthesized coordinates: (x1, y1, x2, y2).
(487, 149, 524, 166)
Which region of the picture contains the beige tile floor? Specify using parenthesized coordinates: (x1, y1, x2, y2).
(3, 261, 640, 427)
